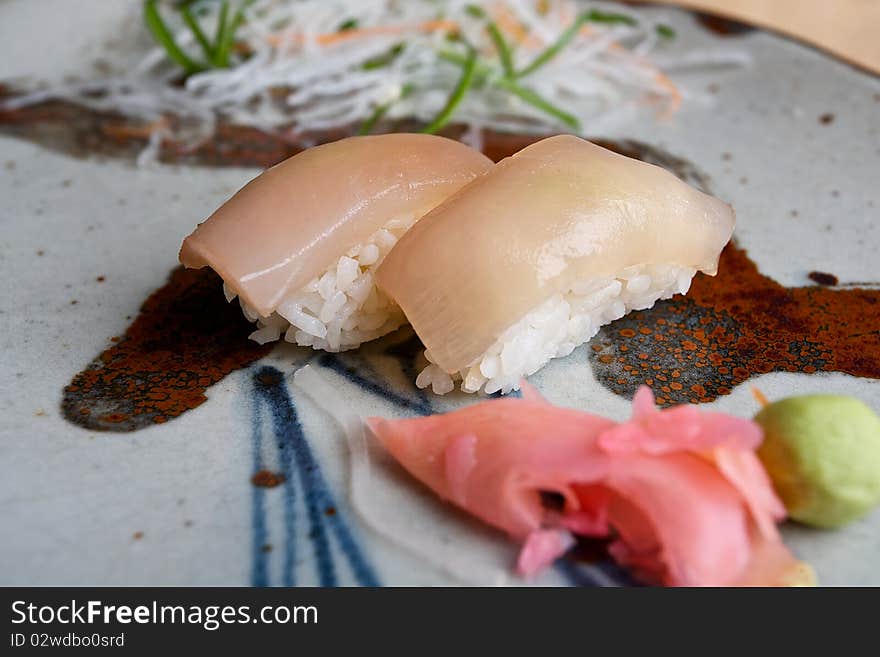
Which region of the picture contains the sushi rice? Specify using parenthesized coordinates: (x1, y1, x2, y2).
(228, 214, 417, 351)
(416, 263, 696, 395)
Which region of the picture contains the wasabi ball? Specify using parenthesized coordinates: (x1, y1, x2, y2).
(755, 395, 880, 529)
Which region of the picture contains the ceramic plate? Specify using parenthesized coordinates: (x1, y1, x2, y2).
(1, 0, 878, 585)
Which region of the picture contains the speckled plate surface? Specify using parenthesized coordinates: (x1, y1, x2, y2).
(1, 0, 878, 586)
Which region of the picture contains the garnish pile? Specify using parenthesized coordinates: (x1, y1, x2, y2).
(5, 0, 746, 160)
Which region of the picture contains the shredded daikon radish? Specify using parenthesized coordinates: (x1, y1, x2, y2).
(5, 1, 749, 164)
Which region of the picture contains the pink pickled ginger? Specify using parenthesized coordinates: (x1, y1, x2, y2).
(367, 385, 814, 587)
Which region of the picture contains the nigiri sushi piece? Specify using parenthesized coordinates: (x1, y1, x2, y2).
(179, 134, 493, 351)
(367, 385, 815, 587)
(376, 135, 735, 394)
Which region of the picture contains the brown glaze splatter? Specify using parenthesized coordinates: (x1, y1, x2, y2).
(808, 271, 839, 286)
(694, 13, 755, 36)
(251, 470, 287, 488)
(62, 267, 271, 431)
(0, 93, 711, 182)
(0, 93, 307, 168)
(590, 243, 880, 405)
(819, 113, 835, 125)
(0, 92, 415, 168)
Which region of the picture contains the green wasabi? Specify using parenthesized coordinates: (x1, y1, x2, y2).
(755, 395, 880, 529)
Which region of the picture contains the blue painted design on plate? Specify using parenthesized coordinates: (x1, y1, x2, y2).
(250, 394, 270, 587)
(319, 353, 432, 416)
(318, 329, 434, 415)
(555, 557, 643, 587)
(555, 559, 604, 587)
(250, 366, 380, 587)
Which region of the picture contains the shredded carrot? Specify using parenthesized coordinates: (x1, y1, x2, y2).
(493, 3, 539, 48)
(265, 20, 458, 48)
(560, 2, 576, 27)
(647, 63, 682, 117)
(585, 23, 681, 118)
(751, 387, 771, 408)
